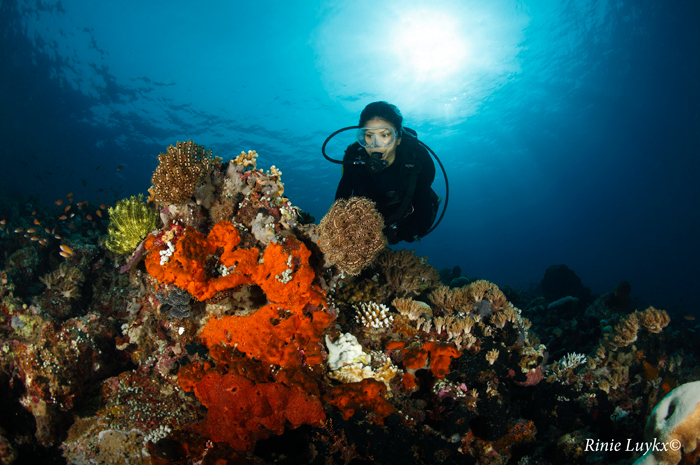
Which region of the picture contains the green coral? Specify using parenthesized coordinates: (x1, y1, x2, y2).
(105, 194, 158, 255)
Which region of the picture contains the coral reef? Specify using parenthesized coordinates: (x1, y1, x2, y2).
(0, 141, 698, 465)
(318, 197, 386, 275)
(105, 194, 158, 255)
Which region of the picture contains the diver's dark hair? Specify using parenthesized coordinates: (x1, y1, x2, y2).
(359, 101, 403, 136)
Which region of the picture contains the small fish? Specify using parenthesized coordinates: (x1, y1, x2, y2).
(683, 315, 696, 321)
(96, 165, 101, 170)
(51, 228, 55, 234)
(117, 165, 124, 171)
(81, 179, 87, 187)
(58, 215, 67, 220)
(0, 219, 5, 225)
(60, 244, 75, 255)
(70, 213, 75, 218)
(64, 206, 71, 213)
(66, 192, 73, 197)
(55, 199, 63, 206)
(32, 211, 36, 215)
(39, 239, 48, 246)
(30, 236, 39, 241)
(100, 204, 106, 209)
(59, 251, 72, 258)
(69, 222, 74, 228)
(77, 203, 83, 210)
(14, 228, 23, 233)
(33, 219, 41, 225)
(26, 228, 36, 233)
(45, 228, 51, 234)
(96, 210, 103, 218)
(54, 234, 62, 240)
(86, 214, 93, 220)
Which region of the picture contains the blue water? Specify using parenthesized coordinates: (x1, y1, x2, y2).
(1, 0, 698, 313)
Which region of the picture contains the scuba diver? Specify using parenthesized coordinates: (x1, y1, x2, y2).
(323, 101, 447, 245)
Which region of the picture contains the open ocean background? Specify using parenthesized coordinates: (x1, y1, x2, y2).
(1, 0, 698, 314)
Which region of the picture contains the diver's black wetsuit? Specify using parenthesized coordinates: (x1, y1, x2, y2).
(335, 132, 438, 244)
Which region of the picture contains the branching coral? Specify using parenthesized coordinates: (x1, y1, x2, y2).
(149, 140, 214, 204)
(318, 197, 386, 275)
(375, 249, 441, 297)
(105, 194, 158, 255)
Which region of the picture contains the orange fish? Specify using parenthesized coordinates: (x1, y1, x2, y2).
(100, 204, 106, 209)
(33, 219, 41, 225)
(96, 210, 103, 218)
(39, 239, 48, 246)
(86, 214, 93, 220)
(64, 206, 71, 213)
(69, 197, 74, 204)
(58, 215, 67, 220)
(32, 211, 36, 215)
(68, 222, 74, 228)
(77, 203, 83, 210)
(55, 199, 63, 206)
(60, 245, 75, 256)
(70, 213, 75, 218)
(59, 251, 72, 258)
(27, 228, 36, 233)
(54, 235, 62, 240)
(0, 219, 5, 225)
(14, 228, 23, 233)
(683, 315, 696, 321)
(66, 192, 73, 197)
(45, 228, 51, 234)
(30, 236, 39, 241)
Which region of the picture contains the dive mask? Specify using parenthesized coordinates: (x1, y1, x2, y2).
(356, 126, 398, 148)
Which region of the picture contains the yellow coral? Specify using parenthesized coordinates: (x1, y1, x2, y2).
(106, 195, 158, 255)
(318, 197, 386, 275)
(149, 140, 213, 204)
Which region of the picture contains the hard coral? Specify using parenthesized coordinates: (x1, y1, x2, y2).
(323, 378, 396, 425)
(194, 372, 325, 451)
(105, 194, 158, 255)
(318, 197, 386, 275)
(149, 140, 214, 204)
(635, 381, 700, 465)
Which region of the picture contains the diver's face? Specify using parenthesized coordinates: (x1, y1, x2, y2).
(363, 118, 401, 167)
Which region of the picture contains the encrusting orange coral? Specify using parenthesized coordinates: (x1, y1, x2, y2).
(199, 303, 333, 367)
(144, 221, 257, 301)
(323, 378, 396, 425)
(401, 342, 462, 379)
(194, 372, 325, 451)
